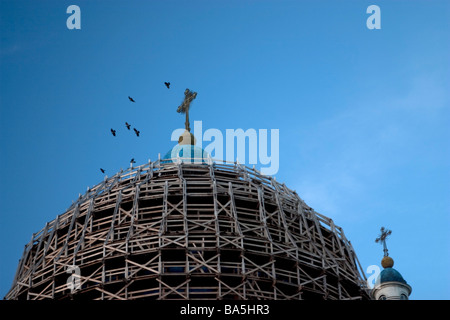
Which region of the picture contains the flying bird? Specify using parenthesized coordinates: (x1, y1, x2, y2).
(110, 129, 116, 136)
(125, 122, 131, 130)
(100, 168, 105, 173)
(128, 96, 135, 102)
(164, 82, 170, 89)
(133, 128, 140, 137)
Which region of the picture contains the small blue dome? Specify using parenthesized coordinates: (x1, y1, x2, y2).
(163, 144, 210, 164)
(376, 267, 407, 285)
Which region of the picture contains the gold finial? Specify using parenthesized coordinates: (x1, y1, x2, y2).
(381, 256, 394, 268)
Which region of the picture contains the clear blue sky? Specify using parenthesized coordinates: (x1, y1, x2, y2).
(1, 0, 449, 300)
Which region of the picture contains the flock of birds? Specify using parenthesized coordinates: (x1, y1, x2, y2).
(110, 119, 140, 138)
(99, 81, 171, 175)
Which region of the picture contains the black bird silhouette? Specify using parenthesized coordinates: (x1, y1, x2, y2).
(133, 128, 140, 137)
(100, 168, 105, 173)
(130, 158, 136, 164)
(111, 129, 116, 136)
(128, 96, 135, 102)
(125, 122, 131, 130)
(164, 82, 170, 89)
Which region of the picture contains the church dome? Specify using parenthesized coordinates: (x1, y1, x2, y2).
(376, 267, 407, 285)
(372, 255, 412, 300)
(4, 159, 370, 300)
(5, 88, 370, 300)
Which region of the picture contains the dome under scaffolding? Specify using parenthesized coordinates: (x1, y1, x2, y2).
(5, 88, 370, 300)
(5, 158, 370, 300)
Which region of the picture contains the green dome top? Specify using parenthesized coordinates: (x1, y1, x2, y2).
(163, 144, 210, 164)
(163, 130, 210, 164)
(376, 267, 407, 285)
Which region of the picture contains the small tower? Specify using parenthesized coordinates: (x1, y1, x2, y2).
(372, 227, 412, 300)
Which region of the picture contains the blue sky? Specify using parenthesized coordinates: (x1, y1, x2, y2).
(1, 0, 449, 299)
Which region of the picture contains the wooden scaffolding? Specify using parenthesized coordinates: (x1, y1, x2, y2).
(5, 159, 370, 300)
